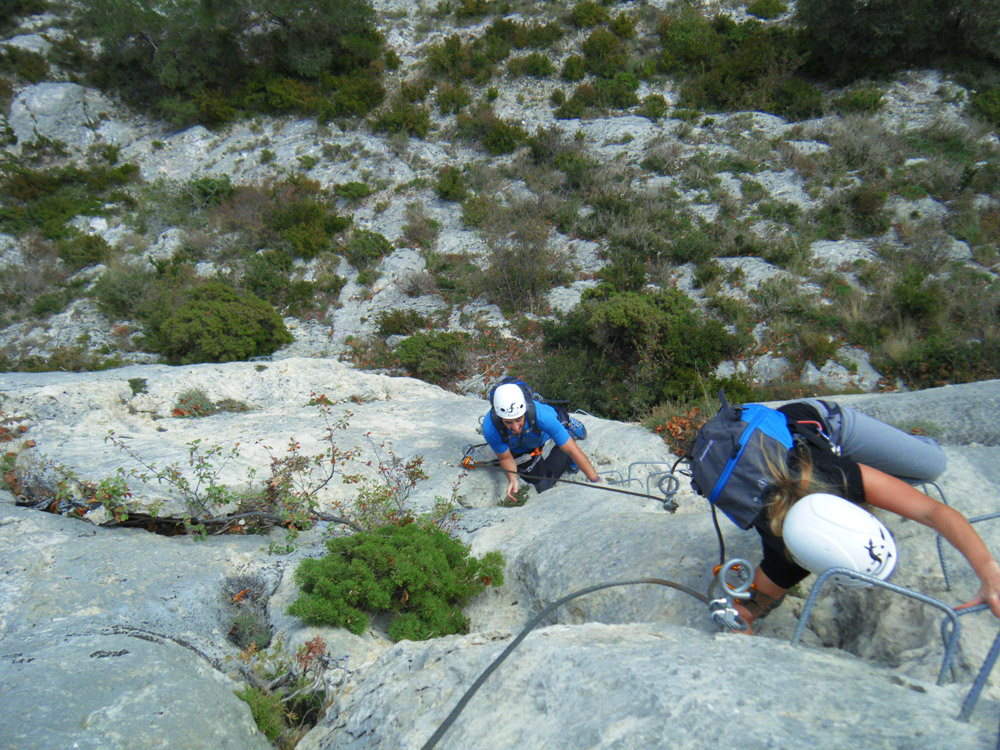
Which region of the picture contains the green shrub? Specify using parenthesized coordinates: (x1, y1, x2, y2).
(156, 282, 292, 364)
(288, 523, 504, 641)
(401, 202, 440, 250)
(0, 46, 50, 82)
(796, 0, 998, 83)
(561, 55, 586, 82)
(0, 161, 140, 240)
(342, 229, 392, 269)
(82, 0, 382, 125)
(522, 286, 740, 420)
(746, 0, 787, 20)
(370, 96, 431, 138)
(376, 308, 425, 336)
(240, 249, 293, 306)
(507, 52, 555, 78)
(395, 331, 468, 384)
(770, 76, 823, 120)
(891, 265, 943, 321)
(435, 165, 467, 202)
(641, 93, 669, 121)
(570, 1, 610, 28)
(971, 86, 1000, 130)
(610, 12, 637, 39)
(57, 232, 112, 271)
(187, 175, 237, 208)
(832, 87, 884, 115)
(582, 29, 627, 79)
(435, 82, 472, 114)
(456, 108, 528, 155)
(234, 686, 286, 743)
(31, 291, 68, 317)
(173, 388, 250, 417)
(333, 181, 372, 202)
(92, 260, 165, 322)
(424, 33, 501, 86)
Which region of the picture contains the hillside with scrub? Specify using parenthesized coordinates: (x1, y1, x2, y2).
(0, 0, 997, 427)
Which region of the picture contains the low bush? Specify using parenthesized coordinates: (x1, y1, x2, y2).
(570, 1, 610, 28)
(288, 522, 504, 641)
(507, 52, 555, 79)
(0, 161, 140, 240)
(435, 82, 472, 114)
(747, 0, 787, 19)
(56, 232, 112, 271)
(395, 331, 468, 385)
(832, 87, 884, 115)
(582, 29, 627, 79)
(971, 86, 1000, 130)
(456, 107, 528, 155)
(333, 181, 372, 202)
(370, 96, 431, 138)
(342, 229, 392, 269)
(435, 165, 467, 201)
(375, 308, 425, 336)
(520, 286, 741, 420)
(156, 282, 292, 364)
(561, 55, 586, 82)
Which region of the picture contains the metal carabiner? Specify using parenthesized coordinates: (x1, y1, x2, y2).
(707, 558, 754, 631)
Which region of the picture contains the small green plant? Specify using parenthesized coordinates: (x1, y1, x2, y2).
(434, 165, 467, 201)
(746, 0, 786, 19)
(333, 181, 372, 202)
(233, 636, 341, 749)
(376, 308, 426, 336)
(288, 522, 504, 640)
(223, 574, 274, 650)
(172, 389, 250, 417)
(435, 82, 472, 114)
(342, 228, 392, 269)
(49, 469, 137, 524)
(507, 52, 555, 78)
(395, 331, 468, 385)
(370, 96, 431, 138)
(832, 87, 884, 115)
(570, 0, 610, 28)
(127, 378, 148, 395)
(102, 396, 366, 548)
(456, 107, 528, 155)
(500, 484, 531, 507)
(970, 86, 1000, 130)
(561, 55, 585, 82)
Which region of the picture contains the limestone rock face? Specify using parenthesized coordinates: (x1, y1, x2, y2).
(3, 362, 1000, 748)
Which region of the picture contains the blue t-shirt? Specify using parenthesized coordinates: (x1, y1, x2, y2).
(483, 401, 570, 456)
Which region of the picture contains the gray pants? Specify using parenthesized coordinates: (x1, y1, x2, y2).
(798, 399, 946, 483)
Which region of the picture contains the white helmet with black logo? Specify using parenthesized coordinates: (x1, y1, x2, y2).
(493, 383, 527, 420)
(783, 492, 896, 588)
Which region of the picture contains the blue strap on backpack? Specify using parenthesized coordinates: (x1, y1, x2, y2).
(688, 391, 793, 530)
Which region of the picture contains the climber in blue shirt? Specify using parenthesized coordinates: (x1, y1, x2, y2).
(483, 380, 602, 501)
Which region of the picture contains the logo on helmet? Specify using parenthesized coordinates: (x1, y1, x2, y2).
(783, 493, 897, 588)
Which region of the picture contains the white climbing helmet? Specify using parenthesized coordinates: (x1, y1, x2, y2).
(492, 383, 527, 420)
(783, 493, 897, 588)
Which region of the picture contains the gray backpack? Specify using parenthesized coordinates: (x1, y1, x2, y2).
(687, 392, 794, 529)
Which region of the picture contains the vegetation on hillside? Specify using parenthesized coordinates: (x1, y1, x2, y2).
(0, 0, 998, 414)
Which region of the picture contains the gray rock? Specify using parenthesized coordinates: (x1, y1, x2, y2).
(3, 363, 1000, 749)
(8, 82, 117, 151)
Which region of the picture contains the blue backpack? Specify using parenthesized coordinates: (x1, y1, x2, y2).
(687, 392, 793, 530)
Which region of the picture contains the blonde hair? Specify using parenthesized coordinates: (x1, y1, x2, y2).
(764, 444, 839, 537)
